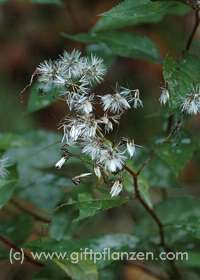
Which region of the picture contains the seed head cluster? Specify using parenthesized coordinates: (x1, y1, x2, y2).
(159, 85, 200, 116)
(36, 50, 142, 196)
(181, 85, 200, 115)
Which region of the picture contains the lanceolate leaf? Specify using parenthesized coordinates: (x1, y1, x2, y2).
(134, 197, 200, 246)
(65, 31, 161, 63)
(28, 83, 60, 112)
(0, 165, 18, 208)
(54, 259, 98, 280)
(57, 193, 129, 222)
(92, 0, 190, 32)
(31, 0, 62, 4)
(26, 233, 139, 268)
(49, 208, 75, 241)
(163, 54, 200, 112)
(154, 137, 196, 176)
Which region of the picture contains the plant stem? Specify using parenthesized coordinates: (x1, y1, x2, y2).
(133, 175, 166, 247)
(11, 198, 51, 224)
(124, 164, 181, 279)
(185, 9, 200, 52)
(0, 235, 44, 267)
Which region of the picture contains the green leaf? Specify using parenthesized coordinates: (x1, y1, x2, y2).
(0, 214, 33, 244)
(59, 193, 129, 222)
(163, 54, 200, 112)
(92, 0, 189, 32)
(26, 233, 139, 268)
(138, 177, 152, 208)
(0, 133, 27, 151)
(65, 31, 161, 63)
(32, 264, 66, 280)
(154, 137, 196, 176)
(27, 84, 60, 112)
(134, 197, 200, 247)
(0, 180, 16, 208)
(27, 234, 139, 253)
(86, 44, 115, 67)
(49, 208, 75, 241)
(180, 252, 200, 268)
(157, 197, 200, 226)
(142, 157, 178, 188)
(168, 215, 200, 240)
(0, 165, 18, 209)
(5, 130, 73, 210)
(54, 259, 98, 280)
(31, 0, 62, 5)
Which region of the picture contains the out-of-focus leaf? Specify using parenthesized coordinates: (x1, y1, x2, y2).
(0, 165, 18, 208)
(169, 216, 200, 240)
(134, 197, 200, 246)
(158, 197, 200, 225)
(92, 0, 189, 32)
(138, 177, 152, 208)
(142, 157, 178, 188)
(5, 131, 73, 210)
(154, 137, 196, 176)
(27, 233, 139, 252)
(152, 0, 199, 9)
(59, 192, 129, 222)
(54, 258, 98, 280)
(31, 0, 62, 5)
(86, 44, 115, 67)
(32, 264, 66, 280)
(65, 31, 161, 63)
(180, 252, 200, 268)
(0, 133, 27, 151)
(26, 234, 139, 268)
(27, 84, 60, 112)
(163, 54, 200, 112)
(99, 267, 118, 280)
(0, 214, 32, 244)
(49, 208, 75, 241)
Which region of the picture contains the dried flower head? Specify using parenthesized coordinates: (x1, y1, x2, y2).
(36, 50, 142, 196)
(110, 180, 123, 197)
(181, 85, 200, 115)
(159, 87, 170, 105)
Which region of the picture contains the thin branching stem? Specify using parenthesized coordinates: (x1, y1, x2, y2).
(124, 164, 181, 278)
(11, 198, 51, 224)
(0, 235, 44, 267)
(185, 8, 200, 52)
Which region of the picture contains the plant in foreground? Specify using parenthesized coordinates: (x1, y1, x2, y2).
(36, 50, 142, 197)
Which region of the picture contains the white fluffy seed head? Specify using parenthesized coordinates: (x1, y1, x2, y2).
(126, 140, 135, 158)
(38, 50, 141, 196)
(94, 166, 102, 179)
(99, 148, 126, 173)
(55, 157, 66, 169)
(159, 87, 170, 105)
(110, 180, 123, 197)
(181, 86, 200, 115)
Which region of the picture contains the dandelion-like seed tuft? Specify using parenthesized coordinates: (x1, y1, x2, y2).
(36, 50, 143, 196)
